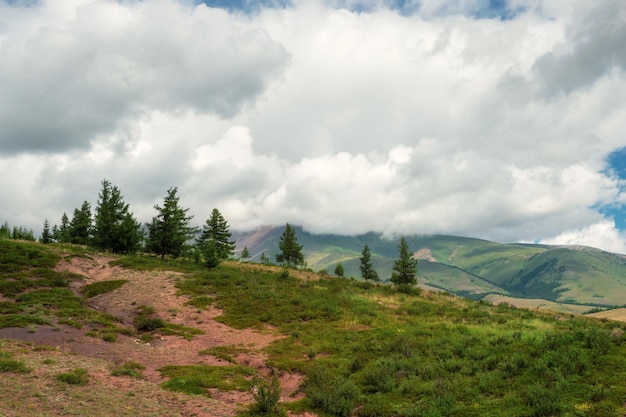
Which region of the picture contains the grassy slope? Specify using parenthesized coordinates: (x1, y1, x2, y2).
(175, 260, 626, 417)
(236, 228, 626, 307)
(3, 239, 626, 416)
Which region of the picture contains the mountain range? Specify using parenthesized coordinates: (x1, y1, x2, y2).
(233, 226, 626, 311)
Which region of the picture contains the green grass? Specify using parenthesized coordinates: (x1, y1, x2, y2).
(111, 361, 146, 379)
(0, 240, 128, 334)
(0, 351, 31, 373)
(168, 261, 626, 417)
(158, 364, 256, 396)
(199, 345, 250, 363)
(5, 239, 626, 417)
(56, 367, 89, 385)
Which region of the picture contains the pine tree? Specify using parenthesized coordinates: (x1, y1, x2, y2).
(40, 219, 53, 244)
(391, 237, 418, 287)
(51, 225, 60, 242)
(93, 179, 142, 254)
(196, 208, 235, 265)
(69, 201, 92, 245)
(146, 187, 197, 259)
(57, 213, 71, 243)
(0, 221, 10, 239)
(334, 262, 345, 278)
(359, 245, 379, 282)
(241, 246, 250, 262)
(276, 223, 304, 266)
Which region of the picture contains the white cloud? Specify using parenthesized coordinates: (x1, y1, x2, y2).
(1, 0, 626, 254)
(539, 221, 626, 254)
(0, 0, 288, 154)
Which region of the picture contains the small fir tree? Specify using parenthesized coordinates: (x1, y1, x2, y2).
(334, 262, 345, 278)
(359, 245, 379, 282)
(276, 223, 304, 267)
(390, 237, 418, 287)
(40, 219, 53, 244)
(241, 246, 250, 262)
(57, 213, 71, 243)
(93, 180, 142, 254)
(69, 201, 92, 245)
(146, 187, 197, 259)
(196, 208, 235, 265)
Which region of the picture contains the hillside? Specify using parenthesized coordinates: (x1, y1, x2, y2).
(3, 239, 626, 417)
(234, 227, 626, 308)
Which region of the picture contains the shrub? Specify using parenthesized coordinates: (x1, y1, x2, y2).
(526, 384, 562, 417)
(252, 376, 282, 413)
(0, 357, 30, 373)
(134, 316, 165, 332)
(56, 368, 89, 385)
(82, 280, 128, 298)
(111, 361, 146, 379)
(305, 366, 359, 417)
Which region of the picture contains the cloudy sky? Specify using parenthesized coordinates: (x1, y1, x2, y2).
(1, 0, 625, 252)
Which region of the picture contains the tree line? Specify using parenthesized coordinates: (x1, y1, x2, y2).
(39, 180, 236, 268)
(15, 179, 418, 285)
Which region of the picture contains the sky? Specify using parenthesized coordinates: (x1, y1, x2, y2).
(1, 0, 625, 253)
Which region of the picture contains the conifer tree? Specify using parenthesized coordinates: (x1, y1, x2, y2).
(56, 213, 71, 243)
(391, 237, 418, 287)
(196, 208, 235, 265)
(241, 246, 250, 262)
(334, 262, 345, 278)
(146, 187, 197, 259)
(359, 245, 379, 282)
(69, 201, 92, 245)
(40, 219, 53, 244)
(276, 223, 304, 266)
(93, 179, 142, 254)
(0, 221, 10, 239)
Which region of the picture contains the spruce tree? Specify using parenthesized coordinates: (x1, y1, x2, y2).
(69, 201, 92, 245)
(146, 187, 197, 259)
(390, 237, 418, 287)
(359, 245, 379, 282)
(0, 221, 10, 239)
(40, 219, 53, 244)
(241, 246, 250, 262)
(93, 179, 142, 254)
(276, 223, 304, 266)
(196, 208, 235, 265)
(57, 213, 71, 243)
(334, 262, 345, 278)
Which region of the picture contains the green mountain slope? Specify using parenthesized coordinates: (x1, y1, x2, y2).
(234, 227, 626, 307)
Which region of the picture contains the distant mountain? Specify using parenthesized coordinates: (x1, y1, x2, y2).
(233, 226, 626, 308)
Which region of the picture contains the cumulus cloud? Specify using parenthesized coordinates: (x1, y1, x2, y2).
(0, 0, 287, 154)
(539, 221, 626, 254)
(1, 0, 626, 253)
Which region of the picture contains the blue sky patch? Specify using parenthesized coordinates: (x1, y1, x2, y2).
(601, 147, 626, 230)
(195, 0, 523, 19)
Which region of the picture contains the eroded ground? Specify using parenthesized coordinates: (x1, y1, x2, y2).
(0, 255, 311, 417)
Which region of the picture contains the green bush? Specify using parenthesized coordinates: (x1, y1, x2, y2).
(134, 316, 165, 332)
(111, 361, 146, 379)
(0, 357, 30, 373)
(56, 368, 89, 385)
(82, 280, 128, 298)
(305, 366, 359, 417)
(252, 376, 282, 413)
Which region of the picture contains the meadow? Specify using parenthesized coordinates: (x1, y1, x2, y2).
(1, 239, 626, 416)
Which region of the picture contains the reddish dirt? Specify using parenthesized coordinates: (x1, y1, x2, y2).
(2, 255, 310, 417)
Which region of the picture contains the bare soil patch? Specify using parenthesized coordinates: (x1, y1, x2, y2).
(0, 255, 308, 417)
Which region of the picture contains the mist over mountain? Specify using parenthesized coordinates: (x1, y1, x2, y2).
(234, 226, 626, 309)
